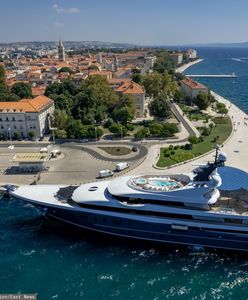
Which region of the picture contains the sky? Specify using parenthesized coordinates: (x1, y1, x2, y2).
(0, 0, 248, 45)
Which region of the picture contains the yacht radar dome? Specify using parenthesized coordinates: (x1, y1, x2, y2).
(218, 152, 227, 163)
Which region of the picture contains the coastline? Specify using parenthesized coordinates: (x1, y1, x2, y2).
(176, 58, 204, 74)
(153, 56, 248, 170)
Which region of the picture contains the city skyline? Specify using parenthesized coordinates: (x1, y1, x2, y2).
(1, 0, 248, 45)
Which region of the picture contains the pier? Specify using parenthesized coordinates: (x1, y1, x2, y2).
(186, 73, 237, 78)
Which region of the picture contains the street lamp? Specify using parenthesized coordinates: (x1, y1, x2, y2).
(50, 127, 57, 148)
(120, 125, 123, 140)
(8, 128, 15, 160)
(117, 122, 123, 140)
(95, 127, 97, 144)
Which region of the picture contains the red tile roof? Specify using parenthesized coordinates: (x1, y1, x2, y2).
(116, 81, 144, 95)
(181, 78, 207, 90)
(0, 96, 53, 113)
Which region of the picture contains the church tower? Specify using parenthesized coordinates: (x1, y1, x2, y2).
(58, 39, 65, 61)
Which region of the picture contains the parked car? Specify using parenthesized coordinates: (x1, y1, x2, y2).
(116, 162, 129, 172)
(99, 169, 114, 178)
(79, 139, 89, 143)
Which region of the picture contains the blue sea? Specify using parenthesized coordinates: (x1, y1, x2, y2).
(1, 48, 248, 300)
(185, 47, 248, 113)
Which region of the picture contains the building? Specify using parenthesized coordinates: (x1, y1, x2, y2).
(0, 95, 54, 138)
(114, 80, 145, 117)
(170, 53, 183, 65)
(181, 78, 209, 99)
(58, 40, 65, 62)
(96, 52, 102, 64)
(186, 49, 197, 60)
(12, 152, 49, 172)
(145, 55, 157, 69)
(88, 70, 113, 80)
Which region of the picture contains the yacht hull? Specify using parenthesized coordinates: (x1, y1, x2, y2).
(42, 205, 248, 252)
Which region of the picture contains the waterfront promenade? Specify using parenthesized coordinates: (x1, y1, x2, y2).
(176, 58, 204, 73)
(130, 58, 248, 176)
(129, 92, 248, 175)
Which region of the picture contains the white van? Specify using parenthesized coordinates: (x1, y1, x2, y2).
(51, 149, 61, 157)
(99, 169, 114, 178)
(116, 162, 129, 171)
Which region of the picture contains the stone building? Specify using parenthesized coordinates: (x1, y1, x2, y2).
(0, 95, 54, 138)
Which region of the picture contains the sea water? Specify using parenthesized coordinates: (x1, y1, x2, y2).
(1, 47, 248, 299)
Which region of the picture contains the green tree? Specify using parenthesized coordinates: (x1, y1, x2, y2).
(149, 123, 164, 136)
(194, 92, 209, 110)
(53, 109, 69, 129)
(112, 106, 134, 124)
(216, 102, 228, 114)
(11, 82, 32, 99)
(174, 89, 185, 103)
(8, 93, 20, 101)
(0, 131, 7, 140)
(45, 79, 78, 98)
(73, 75, 118, 124)
(59, 67, 73, 74)
(161, 73, 178, 98)
(13, 131, 21, 140)
(0, 65, 9, 101)
(148, 94, 172, 119)
(134, 128, 149, 139)
(55, 129, 67, 139)
(111, 94, 136, 125)
(50, 94, 73, 114)
(143, 72, 178, 99)
(88, 65, 99, 70)
(153, 50, 175, 73)
(131, 73, 143, 84)
(87, 126, 104, 139)
(143, 73, 162, 98)
(28, 130, 36, 139)
(66, 119, 85, 139)
(109, 123, 127, 137)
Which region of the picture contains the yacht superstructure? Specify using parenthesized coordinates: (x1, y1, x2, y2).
(5, 148, 248, 251)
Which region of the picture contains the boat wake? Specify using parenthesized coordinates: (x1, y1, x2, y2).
(231, 57, 248, 64)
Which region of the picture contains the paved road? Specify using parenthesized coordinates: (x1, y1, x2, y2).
(169, 101, 200, 137)
(61, 142, 148, 162)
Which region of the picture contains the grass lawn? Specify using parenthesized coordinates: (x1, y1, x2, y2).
(157, 116, 232, 168)
(187, 112, 208, 121)
(98, 146, 132, 156)
(181, 105, 208, 121)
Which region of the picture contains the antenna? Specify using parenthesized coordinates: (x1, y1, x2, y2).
(214, 144, 221, 164)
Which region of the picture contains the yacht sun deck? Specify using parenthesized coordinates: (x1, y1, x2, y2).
(211, 196, 248, 216)
(128, 175, 188, 192)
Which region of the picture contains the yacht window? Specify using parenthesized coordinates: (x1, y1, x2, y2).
(115, 195, 186, 208)
(88, 186, 98, 192)
(113, 219, 122, 225)
(223, 218, 243, 224)
(77, 203, 194, 220)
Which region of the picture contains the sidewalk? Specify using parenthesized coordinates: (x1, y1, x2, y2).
(176, 59, 204, 73)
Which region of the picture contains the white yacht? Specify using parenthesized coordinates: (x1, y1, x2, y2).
(4, 148, 248, 251)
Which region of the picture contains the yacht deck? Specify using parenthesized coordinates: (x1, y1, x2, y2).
(212, 196, 248, 216)
(128, 175, 187, 192)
